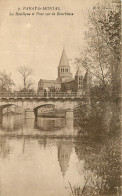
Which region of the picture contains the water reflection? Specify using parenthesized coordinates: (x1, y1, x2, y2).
(34, 117, 66, 131)
(0, 137, 11, 158)
(57, 140, 73, 177)
(0, 115, 121, 196)
(74, 139, 121, 195)
(0, 115, 24, 133)
(0, 141, 82, 196)
(0, 115, 77, 137)
(0, 116, 82, 196)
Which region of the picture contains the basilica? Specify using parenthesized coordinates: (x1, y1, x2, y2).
(37, 49, 90, 94)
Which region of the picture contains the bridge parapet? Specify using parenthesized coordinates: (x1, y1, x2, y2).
(0, 92, 83, 99)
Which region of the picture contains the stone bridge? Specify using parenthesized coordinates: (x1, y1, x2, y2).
(0, 92, 84, 118)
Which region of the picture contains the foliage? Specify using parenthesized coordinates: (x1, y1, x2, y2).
(98, 2, 121, 95)
(73, 136, 121, 195)
(75, 0, 121, 139)
(75, 0, 121, 98)
(75, 101, 106, 140)
(0, 71, 14, 92)
(70, 1, 121, 195)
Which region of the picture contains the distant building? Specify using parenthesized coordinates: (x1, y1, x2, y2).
(38, 49, 90, 94)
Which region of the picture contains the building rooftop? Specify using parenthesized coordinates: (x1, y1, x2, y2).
(75, 67, 82, 76)
(62, 78, 75, 83)
(39, 79, 61, 84)
(75, 66, 86, 76)
(58, 49, 70, 67)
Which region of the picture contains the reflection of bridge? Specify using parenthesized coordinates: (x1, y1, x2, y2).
(0, 92, 84, 118)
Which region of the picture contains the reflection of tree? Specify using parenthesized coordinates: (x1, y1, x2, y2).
(0, 116, 24, 133)
(0, 137, 11, 158)
(74, 137, 121, 195)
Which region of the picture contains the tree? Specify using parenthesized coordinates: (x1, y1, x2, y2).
(76, 0, 121, 98)
(98, 3, 121, 95)
(75, 0, 121, 137)
(0, 71, 14, 92)
(18, 66, 34, 91)
(74, 136, 121, 195)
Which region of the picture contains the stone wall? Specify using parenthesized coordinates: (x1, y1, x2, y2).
(0, 98, 78, 112)
(61, 80, 75, 92)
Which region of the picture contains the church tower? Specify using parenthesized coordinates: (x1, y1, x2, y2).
(75, 67, 84, 92)
(57, 49, 72, 82)
(83, 69, 91, 96)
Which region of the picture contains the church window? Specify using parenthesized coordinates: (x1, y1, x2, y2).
(79, 85, 83, 89)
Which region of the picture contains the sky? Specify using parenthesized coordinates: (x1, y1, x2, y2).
(0, 0, 100, 90)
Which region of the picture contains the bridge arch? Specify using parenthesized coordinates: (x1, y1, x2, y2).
(0, 104, 15, 109)
(0, 104, 24, 116)
(33, 104, 56, 118)
(33, 104, 55, 111)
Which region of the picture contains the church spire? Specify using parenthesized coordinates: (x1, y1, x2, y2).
(58, 49, 70, 67)
(75, 67, 83, 76)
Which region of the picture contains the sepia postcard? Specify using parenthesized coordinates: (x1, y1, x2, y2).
(0, 0, 121, 196)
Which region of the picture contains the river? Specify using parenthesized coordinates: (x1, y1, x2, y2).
(0, 115, 121, 196)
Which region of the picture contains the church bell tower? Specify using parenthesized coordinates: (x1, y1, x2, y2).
(57, 49, 72, 82)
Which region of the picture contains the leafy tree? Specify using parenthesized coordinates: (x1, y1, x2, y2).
(74, 137, 121, 195)
(98, 3, 121, 96)
(76, 0, 121, 98)
(75, 0, 121, 137)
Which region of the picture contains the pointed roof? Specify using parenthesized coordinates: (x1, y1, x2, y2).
(83, 70, 90, 84)
(75, 66, 86, 76)
(75, 67, 82, 76)
(58, 49, 70, 67)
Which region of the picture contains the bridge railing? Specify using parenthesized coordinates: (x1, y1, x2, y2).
(0, 92, 37, 98)
(45, 92, 80, 98)
(0, 92, 83, 98)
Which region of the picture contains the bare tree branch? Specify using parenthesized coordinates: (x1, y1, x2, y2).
(18, 66, 34, 91)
